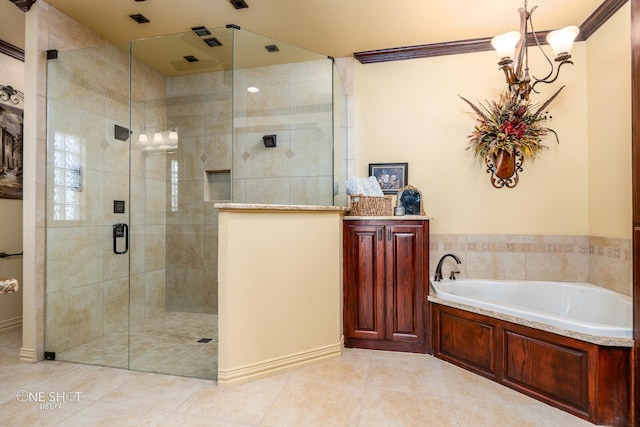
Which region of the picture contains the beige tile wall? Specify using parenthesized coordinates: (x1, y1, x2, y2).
(233, 60, 334, 206)
(430, 233, 632, 295)
(44, 3, 169, 353)
(163, 71, 230, 314)
(163, 58, 336, 313)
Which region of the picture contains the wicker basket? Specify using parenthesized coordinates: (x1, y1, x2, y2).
(349, 194, 393, 216)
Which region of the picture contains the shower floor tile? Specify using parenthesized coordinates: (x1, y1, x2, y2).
(55, 311, 217, 379)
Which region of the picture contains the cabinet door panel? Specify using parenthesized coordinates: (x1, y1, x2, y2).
(386, 224, 424, 343)
(344, 224, 385, 340)
(504, 331, 590, 413)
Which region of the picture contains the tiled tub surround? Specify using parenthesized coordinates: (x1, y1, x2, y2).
(430, 234, 631, 296)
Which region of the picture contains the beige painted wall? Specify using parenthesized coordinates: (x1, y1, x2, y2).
(355, 44, 590, 235)
(587, 4, 632, 239)
(217, 208, 344, 384)
(0, 200, 23, 326)
(354, 5, 631, 240)
(0, 1, 25, 49)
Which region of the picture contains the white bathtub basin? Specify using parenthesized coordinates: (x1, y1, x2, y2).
(430, 279, 632, 338)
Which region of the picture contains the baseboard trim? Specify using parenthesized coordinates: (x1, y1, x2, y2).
(0, 316, 22, 331)
(19, 347, 35, 363)
(218, 337, 344, 386)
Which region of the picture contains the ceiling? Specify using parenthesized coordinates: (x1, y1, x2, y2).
(44, 0, 606, 59)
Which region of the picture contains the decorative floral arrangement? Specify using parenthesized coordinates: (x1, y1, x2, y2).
(460, 86, 563, 162)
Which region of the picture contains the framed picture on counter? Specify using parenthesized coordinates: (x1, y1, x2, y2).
(368, 162, 408, 194)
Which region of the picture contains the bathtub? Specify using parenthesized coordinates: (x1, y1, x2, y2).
(429, 279, 632, 426)
(429, 279, 632, 339)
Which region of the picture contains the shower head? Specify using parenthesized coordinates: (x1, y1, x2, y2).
(263, 135, 277, 148)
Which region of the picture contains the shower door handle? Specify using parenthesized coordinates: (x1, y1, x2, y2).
(113, 223, 129, 255)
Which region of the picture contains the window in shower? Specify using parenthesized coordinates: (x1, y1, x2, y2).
(52, 131, 82, 220)
(170, 159, 178, 212)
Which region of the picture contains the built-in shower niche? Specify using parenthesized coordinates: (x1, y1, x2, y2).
(205, 170, 231, 202)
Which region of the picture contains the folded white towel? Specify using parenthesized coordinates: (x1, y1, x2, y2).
(367, 176, 384, 196)
(345, 176, 385, 196)
(345, 177, 365, 195)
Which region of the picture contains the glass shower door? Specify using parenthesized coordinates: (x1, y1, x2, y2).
(44, 34, 222, 380)
(44, 44, 132, 368)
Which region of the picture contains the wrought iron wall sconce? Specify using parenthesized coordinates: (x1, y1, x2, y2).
(0, 85, 23, 105)
(486, 149, 524, 189)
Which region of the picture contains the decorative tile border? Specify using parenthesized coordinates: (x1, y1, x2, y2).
(431, 234, 629, 258)
(430, 234, 632, 294)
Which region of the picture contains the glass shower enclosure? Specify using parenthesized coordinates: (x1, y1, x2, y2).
(44, 26, 338, 379)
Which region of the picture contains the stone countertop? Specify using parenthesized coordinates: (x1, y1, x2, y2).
(213, 203, 349, 213)
(344, 215, 433, 220)
(212, 204, 431, 220)
(428, 295, 634, 348)
(0, 278, 19, 294)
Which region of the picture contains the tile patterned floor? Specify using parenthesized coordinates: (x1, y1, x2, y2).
(0, 326, 597, 426)
(54, 312, 218, 379)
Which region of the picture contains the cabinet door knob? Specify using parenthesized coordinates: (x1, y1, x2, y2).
(387, 228, 391, 240)
(377, 228, 382, 241)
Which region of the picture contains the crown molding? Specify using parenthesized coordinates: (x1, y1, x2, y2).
(0, 39, 24, 62)
(580, 0, 628, 39)
(354, 0, 628, 64)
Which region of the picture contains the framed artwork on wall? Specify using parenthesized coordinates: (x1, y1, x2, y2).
(0, 39, 24, 200)
(369, 162, 408, 194)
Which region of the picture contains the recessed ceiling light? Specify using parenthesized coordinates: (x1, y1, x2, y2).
(192, 26, 211, 37)
(229, 0, 249, 9)
(247, 87, 259, 93)
(129, 13, 150, 24)
(204, 37, 222, 47)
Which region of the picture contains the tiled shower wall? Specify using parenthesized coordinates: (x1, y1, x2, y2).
(430, 234, 632, 295)
(233, 60, 334, 205)
(45, 38, 168, 353)
(163, 58, 334, 313)
(162, 70, 233, 314)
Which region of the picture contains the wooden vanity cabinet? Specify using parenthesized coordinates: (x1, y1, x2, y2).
(343, 219, 430, 353)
